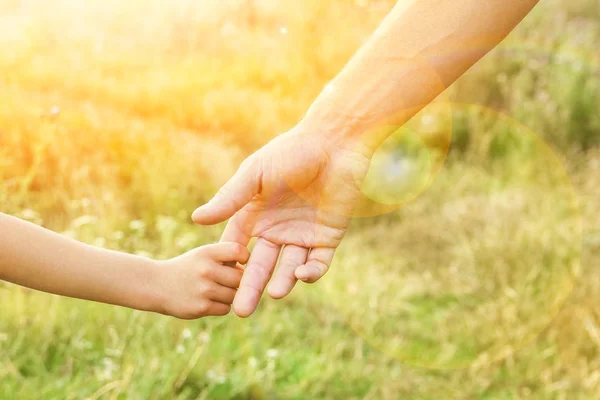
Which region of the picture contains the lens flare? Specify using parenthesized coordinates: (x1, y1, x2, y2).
(321, 104, 582, 369)
(355, 101, 452, 217)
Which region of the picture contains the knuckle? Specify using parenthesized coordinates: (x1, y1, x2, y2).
(195, 301, 210, 316)
(231, 242, 243, 253)
(233, 243, 249, 259)
(198, 281, 213, 296)
(191, 247, 206, 258)
(198, 265, 214, 279)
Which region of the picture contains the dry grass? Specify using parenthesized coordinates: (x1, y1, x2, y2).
(0, 0, 599, 398)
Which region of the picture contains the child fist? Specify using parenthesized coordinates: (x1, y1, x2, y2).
(154, 242, 249, 319)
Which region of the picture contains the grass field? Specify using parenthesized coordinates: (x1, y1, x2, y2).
(1, 0, 599, 398)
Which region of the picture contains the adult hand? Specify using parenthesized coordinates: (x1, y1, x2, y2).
(192, 126, 370, 317)
(192, 0, 540, 318)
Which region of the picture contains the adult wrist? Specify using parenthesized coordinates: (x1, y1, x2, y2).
(297, 110, 379, 158)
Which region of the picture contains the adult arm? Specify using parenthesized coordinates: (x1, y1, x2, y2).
(301, 0, 540, 154)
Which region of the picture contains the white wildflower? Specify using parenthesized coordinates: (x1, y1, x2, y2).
(199, 332, 211, 343)
(129, 220, 145, 231)
(21, 209, 39, 221)
(156, 216, 177, 233)
(176, 233, 197, 250)
(206, 369, 226, 384)
(182, 328, 192, 339)
(112, 231, 124, 241)
(100, 357, 117, 380)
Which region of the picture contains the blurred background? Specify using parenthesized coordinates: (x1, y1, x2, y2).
(0, 0, 599, 398)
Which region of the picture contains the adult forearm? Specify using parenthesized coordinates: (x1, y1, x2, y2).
(301, 0, 539, 155)
(0, 213, 160, 312)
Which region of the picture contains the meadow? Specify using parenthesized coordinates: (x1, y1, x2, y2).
(0, 0, 599, 398)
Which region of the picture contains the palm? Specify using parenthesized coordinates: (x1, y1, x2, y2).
(241, 134, 367, 248)
(193, 130, 370, 317)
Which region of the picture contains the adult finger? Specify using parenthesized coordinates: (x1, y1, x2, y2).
(295, 247, 336, 283)
(267, 245, 308, 299)
(233, 238, 281, 318)
(192, 157, 261, 225)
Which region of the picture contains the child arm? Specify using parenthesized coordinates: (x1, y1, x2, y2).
(0, 212, 249, 318)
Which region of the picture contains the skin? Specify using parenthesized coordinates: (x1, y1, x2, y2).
(0, 212, 249, 319)
(192, 0, 541, 318)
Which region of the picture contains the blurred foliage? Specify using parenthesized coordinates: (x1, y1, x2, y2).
(0, 0, 599, 399)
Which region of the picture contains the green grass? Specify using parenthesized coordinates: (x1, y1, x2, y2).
(0, 0, 599, 398)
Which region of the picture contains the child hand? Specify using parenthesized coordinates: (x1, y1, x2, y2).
(155, 242, 250, 319)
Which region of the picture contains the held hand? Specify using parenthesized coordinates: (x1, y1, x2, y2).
(154, 243, 249, 319)
(192, 127, 370, 317)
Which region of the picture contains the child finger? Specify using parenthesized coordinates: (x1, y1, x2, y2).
(213, 264, 244, 288)
(206, 301, 232, 317)
(201, 242, 250, 264)
(207, 284, 238, 304)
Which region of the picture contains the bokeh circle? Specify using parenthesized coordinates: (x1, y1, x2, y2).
(321, 103, 582, 369)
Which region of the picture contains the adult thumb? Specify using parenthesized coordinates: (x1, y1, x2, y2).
(192, 158, 261, 225)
